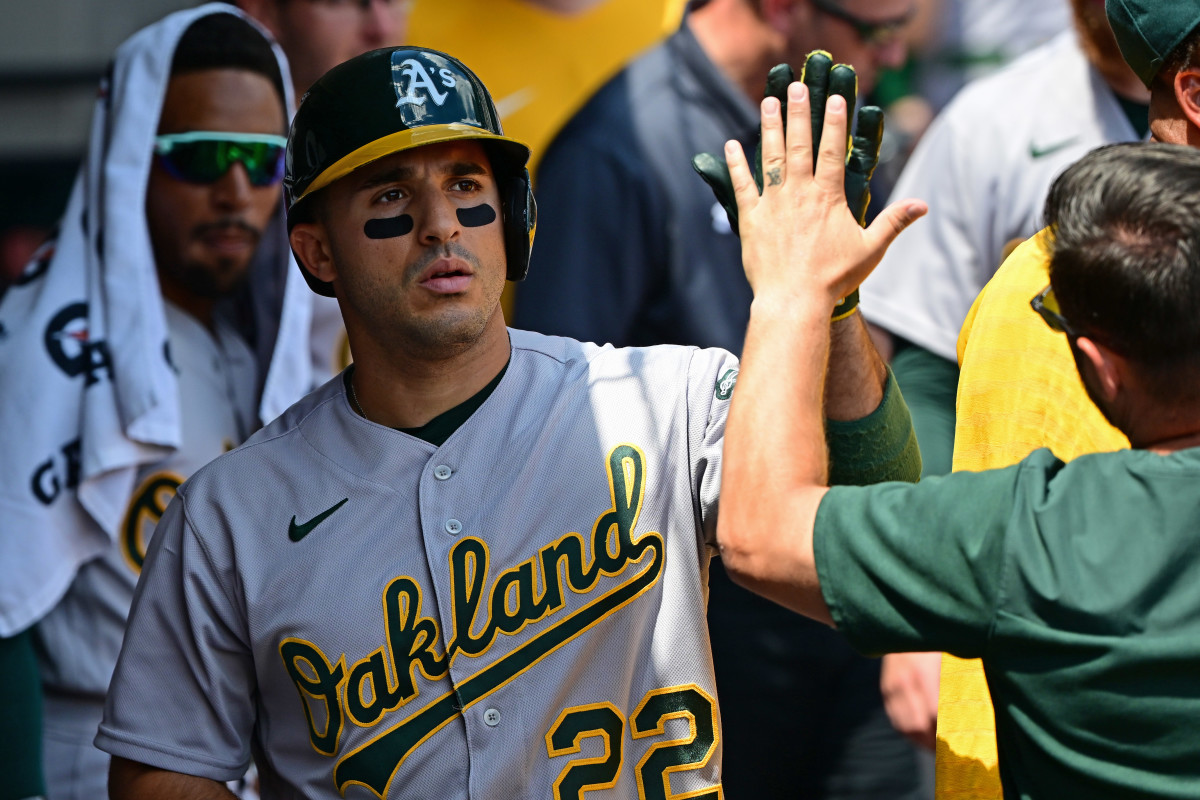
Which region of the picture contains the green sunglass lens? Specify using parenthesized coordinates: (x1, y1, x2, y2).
(162, 140, 283, 186)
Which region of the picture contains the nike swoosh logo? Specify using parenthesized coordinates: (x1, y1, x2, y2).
(1030, 137, 1081, 159)
(289, 498, 349, 542)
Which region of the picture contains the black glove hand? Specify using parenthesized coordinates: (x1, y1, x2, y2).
(692, 52, 884, 317)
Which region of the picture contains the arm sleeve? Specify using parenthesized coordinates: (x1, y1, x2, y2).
(889, 340, 960, 478)
(826, 367, 922, 486)
(514, 115, 666, 346)
(96, 491, 256, 781)
(813, 464, 1026, 658)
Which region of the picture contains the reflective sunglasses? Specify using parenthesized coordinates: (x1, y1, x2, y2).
(153, 131, 288, 187)
(809, 0, 914, 46)
(1030, 285, 1081, 338)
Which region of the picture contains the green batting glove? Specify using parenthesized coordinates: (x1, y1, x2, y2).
(691, 52, 885, 318)
(691, 62, 794, 236)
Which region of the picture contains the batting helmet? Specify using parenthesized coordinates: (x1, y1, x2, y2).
(284, 47, 536, 295)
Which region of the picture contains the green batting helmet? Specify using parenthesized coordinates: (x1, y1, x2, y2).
(284, 47, 536, 295)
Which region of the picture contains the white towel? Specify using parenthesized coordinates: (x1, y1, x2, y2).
(0, 3, 311, 636)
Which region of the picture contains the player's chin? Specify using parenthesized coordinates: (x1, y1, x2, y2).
(177, 255, 254, 299)
(408, 307, 494, 351)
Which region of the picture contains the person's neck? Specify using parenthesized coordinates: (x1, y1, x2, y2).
(349, 312, 511, 429)
(687, 3, 777, 103)
(1135, 427, 1200, 456)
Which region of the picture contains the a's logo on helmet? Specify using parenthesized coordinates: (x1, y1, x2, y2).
(393, 56, 456, 110)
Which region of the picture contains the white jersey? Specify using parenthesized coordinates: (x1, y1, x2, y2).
(921, 0, 1071, 108)
(98, 329, 734, 799)
(861, 31, 1140, 361)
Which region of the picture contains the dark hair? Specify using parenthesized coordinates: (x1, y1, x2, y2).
(171, 13, 286, 106)
(1045, 142, 1200, 398)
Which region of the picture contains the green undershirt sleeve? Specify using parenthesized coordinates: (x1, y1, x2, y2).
(826, 368, 922, 487)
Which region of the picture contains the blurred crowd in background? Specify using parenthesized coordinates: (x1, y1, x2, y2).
(0, 0, 1070, 288)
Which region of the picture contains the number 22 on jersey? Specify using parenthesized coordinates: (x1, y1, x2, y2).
(546, 684, 722, 799)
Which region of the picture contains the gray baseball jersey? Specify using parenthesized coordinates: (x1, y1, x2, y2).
(98, 329, 733, 799)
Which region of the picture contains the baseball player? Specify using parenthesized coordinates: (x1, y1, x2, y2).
(0, 6, 311, 796)
(98, 47, 918, 798)
(717, 70, 1200, 799)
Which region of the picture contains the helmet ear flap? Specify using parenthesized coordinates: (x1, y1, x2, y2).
(503, 170, 536, 282)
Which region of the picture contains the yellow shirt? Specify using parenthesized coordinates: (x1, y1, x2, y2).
(936, 229, 1128, 799)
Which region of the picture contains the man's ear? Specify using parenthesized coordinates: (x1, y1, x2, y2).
(1074, 335, 1123, 403)
(1174, 69, 1200, 131)
(289, 223, 337, 286)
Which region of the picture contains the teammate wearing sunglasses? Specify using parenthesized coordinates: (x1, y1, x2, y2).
(515, 0, 922, 797)
(0, 7, 311, 797)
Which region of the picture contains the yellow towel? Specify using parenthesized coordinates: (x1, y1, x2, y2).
(936, 229, 1128, 799)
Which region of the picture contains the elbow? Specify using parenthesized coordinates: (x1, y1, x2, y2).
(715, 518, 778, 590)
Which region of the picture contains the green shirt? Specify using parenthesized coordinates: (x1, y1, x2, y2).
(815, 446, 1200, 800)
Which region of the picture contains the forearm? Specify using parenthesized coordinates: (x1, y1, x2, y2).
(109, 757, 237, 800)
(717, 293, 833, 622)
(825, 311, 888, 420)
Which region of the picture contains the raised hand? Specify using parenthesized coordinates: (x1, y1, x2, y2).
(692, 52, 880, 235)
(723, 81, 924, 311)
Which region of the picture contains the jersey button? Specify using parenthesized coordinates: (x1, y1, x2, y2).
(433, 465, 453, 481)
(445, 518, 463, 535)
(484, 708, 501, 727)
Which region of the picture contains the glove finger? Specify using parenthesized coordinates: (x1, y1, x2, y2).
(847, 105, 884, 177)
(801, 50, 833, 168)
(829, 63, 858, 124)
(692, 152, 740, 235)
(763, 63, 794, 104)
(845, 106, 884, 225)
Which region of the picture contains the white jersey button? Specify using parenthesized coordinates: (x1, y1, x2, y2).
(484, 708, 501, 727)
(445, 518, 463, 535)
(433, 465, 453, 480)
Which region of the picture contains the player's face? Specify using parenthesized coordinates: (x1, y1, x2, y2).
(259, 0, 407, 97)
(311, 140, 508, 358)
(146, 69, 286, 314)
(793, 0, 912, 93)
